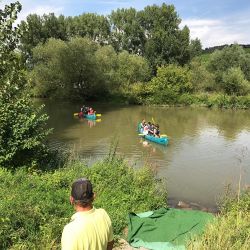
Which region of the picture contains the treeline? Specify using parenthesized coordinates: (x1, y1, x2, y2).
(20, 4, 196, 69)
(19, 3, 250, 107)
(18, 3, 206, 102)
(204, 44, 250, 53)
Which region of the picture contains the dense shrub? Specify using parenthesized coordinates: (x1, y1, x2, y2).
(0, 156, 167, 249)
(189, 58, 216, 92)
(146, 64, 193, 104)
(222, 67, 249, 95)
(208, 44, 250, 93)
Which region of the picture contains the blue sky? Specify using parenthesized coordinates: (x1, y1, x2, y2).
(1, 0, 250, 48)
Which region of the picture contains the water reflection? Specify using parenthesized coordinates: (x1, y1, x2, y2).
(36, 99, 250, 209)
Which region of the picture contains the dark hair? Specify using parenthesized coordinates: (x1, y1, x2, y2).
(71, 178, 94, 207)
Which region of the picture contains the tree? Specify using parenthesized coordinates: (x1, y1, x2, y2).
(147, 64, 193, 103)
(66, 13, 110, 45)
(189, 38, 202, 58)
(222, 67, 249, 95)
(140, 3, 190, 70)
(31, 37, 108, 100)
(109, 8, 146, 55)
(19, 14, 44, 60)
(190, 57, 215, 92)
(115, 51, 151, 89)
(0, 2, 51, 169)
(20, 13, 68, 60)
(208, 44, 250, 85)
(30, 38, 67, 97)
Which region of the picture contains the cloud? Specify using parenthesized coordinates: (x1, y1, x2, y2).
(181, 16, 250, 48)
(0, 0, 64, 23)
(17, 5, 63, 23)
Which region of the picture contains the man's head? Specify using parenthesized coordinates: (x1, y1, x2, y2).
(70, 178, 94, 207)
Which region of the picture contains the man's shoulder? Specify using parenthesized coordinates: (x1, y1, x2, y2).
(95, 207, 109, 216)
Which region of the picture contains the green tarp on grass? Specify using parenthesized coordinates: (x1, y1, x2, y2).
(128, 208, 214, 250)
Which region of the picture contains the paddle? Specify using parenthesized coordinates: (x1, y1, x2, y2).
(73, 113, 101, 117)
(160, 134, 168, 137)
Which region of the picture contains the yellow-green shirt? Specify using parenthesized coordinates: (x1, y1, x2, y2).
(61, 207, 113, 250)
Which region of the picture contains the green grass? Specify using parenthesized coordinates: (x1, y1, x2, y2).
(187, 189, 250, 250)
(0, 155, 167, 249)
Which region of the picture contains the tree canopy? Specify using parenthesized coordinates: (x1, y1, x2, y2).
(0, 1, 51, 169)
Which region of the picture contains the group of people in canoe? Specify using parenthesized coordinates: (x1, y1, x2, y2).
(78, 105, 95, 118)
(139, 119, 161, 138)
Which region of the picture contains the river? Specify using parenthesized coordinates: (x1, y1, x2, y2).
(41, 100, 250, 210)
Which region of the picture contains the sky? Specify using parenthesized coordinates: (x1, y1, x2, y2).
(1, 0, 250, 48)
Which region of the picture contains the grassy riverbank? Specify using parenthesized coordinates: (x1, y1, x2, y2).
(188, 189, 250, 250)
(0, 154, 167, 249)
(1, 152, 249, 249)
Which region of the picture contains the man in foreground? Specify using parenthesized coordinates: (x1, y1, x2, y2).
(61, 178, 114, 250)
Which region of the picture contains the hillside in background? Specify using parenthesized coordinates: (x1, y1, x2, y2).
(204, 44, 250, 53)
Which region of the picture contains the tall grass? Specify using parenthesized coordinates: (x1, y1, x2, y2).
(0, 154, 167, 249)
(187, 189, 250, 250)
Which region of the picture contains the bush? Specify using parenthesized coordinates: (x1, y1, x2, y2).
(189, 58, 216, 92)
(222, 67, 250, 95)
(0, 156, 167, 249)
(146, 64, 193, 104)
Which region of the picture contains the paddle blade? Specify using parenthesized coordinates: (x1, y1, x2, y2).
(96, 119, 102, 122)
(160, 134, 168, 137)
(96, 114, 102, 117)
(152, 117, 156, 124)
(74, 113, 79, 116)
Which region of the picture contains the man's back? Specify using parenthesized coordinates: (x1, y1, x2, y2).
(61, 207, 113, 250)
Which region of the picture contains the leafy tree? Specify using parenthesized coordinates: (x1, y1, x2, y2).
(115, 51, 151, 89)
(0, 1, 51, 169)
(31, 37, 108, 100)
(31, 37, 151, 100)
(189, 38, 202, 58)
(140, 3, 190, 70)
(190, 58, 215, 92)
(19, 14, 44, 59)
(60, 37, 106, 99)
(30, 38, 67, 97)
(20, 13, 68, 60)
(147, 64, 192, 103)
(222, 67, 249, 95)
(208, 44, 250, 85)
(109, 8, 146, 55)
(66, 13, 110, 44)
(94, 45, 118, 90)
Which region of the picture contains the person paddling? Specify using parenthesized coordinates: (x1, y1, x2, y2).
(153, 124, 160, 137)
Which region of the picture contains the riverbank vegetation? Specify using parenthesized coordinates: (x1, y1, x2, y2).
(14, 1, 250, 108)
(1, 155, 249, 249)
(188, 189, 250, 250)
(0, 155, 167, 249)
(1, 2, 250, 250)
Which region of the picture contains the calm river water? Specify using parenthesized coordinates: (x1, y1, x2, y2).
(41, 100, 250, 210)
